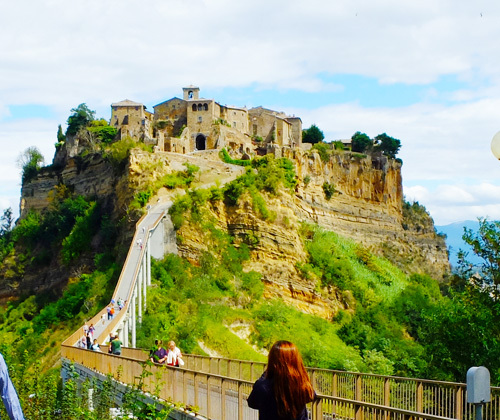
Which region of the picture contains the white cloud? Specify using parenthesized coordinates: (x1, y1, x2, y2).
(404, 183, 500, 225)
(2, 0, 500, 225)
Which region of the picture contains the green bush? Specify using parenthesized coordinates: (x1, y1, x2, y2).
(312, 142, 330, 163)
(322, 182, 335, 200)
(220, 148, 252, 166)
(103, 136, 136, 169)
(61, 201, 99, 263)
(88, 119, 118, 143)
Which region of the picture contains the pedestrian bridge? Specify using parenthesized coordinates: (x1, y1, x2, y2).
(61, 176, 500, 420)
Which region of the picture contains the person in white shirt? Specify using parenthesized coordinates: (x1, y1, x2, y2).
(166, 341, 183, 366)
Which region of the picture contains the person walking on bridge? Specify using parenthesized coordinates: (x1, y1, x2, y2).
(109, 334, 122, 356)
(0, 353, 24, 420)
(247, 341, 315, 420)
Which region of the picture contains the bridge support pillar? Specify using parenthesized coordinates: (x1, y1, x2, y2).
(143, 255, 147, 312)
(124, 317, 129, 347)
(137, 269, 142, 324)
(147, 234, 151, 286)
(131, 291, 136, 348)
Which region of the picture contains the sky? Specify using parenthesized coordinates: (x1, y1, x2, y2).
(1, 0, 500, 226)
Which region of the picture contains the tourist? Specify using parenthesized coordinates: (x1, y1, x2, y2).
(166, 341, 183, 366)
(79, 336, 87, 349)
(109, 334, 122, 356)
(91, 339, 101, 352)
(247, 340, 315, 420)
(0, 353, 25, 419)
(150, 340, 168, 364)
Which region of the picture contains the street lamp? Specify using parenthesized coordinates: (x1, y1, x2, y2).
(491, 131, 500, 160)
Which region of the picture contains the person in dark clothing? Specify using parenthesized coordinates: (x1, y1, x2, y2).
(247, 341, 315, 420)
(149, 340, 168, 364)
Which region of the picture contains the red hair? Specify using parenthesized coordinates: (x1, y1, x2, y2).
(266, 341, 315, 418)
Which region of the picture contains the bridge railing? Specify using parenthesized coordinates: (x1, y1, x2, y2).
(108, 349, 500, 420)
(61, 346, 459, 420)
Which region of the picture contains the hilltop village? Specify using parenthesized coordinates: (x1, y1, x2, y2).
(110, 85, 302, 157)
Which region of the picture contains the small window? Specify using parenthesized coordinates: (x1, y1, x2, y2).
(192, 104, 197, 111)
(233, 122, 236, 128)
(135, 106, 139, 111)
(198, 116, 203, 123)
(197, 103, 202, 111)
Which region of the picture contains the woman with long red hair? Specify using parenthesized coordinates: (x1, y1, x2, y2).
(247, 340, 316, 420)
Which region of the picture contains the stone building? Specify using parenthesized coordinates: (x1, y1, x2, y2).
(110, 100, 154, 141)
(111, 86, 302, 156)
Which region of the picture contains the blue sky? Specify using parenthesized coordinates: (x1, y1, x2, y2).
(2, 0, 500, 225)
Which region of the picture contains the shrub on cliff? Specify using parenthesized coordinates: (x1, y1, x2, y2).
(17, 146, 44, 184)
(65, 103, 95, 137)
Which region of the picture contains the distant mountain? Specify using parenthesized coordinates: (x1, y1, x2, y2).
(435, 220, 482, 269)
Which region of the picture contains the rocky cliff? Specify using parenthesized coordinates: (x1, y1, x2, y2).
(174, 149, 449, 318)
(17, 144, 449, 312)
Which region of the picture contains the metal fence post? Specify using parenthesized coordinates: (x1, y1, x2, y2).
(356, 374, 363, 420)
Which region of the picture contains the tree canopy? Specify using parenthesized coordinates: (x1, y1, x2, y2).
(17, 146, 44, 184)
(66, 103, 95, 137)
(374, 133, 401, 158)
(302, 124, 325, 144)
(351, 131, 373, 153)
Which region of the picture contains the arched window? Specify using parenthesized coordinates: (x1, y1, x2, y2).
(192, 104, 197, 111)
(203, 103, 208, 111)
(197, 103, 202, 111)
(188, 91, 193, 99)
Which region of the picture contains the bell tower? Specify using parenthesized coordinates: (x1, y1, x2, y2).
(183, 85, 200, 101)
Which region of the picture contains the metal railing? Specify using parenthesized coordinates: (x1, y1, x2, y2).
(62, 346, 460, 420)
(109, 350, 500, 420)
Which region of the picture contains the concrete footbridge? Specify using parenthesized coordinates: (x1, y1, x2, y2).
(61, 157, 500, 420)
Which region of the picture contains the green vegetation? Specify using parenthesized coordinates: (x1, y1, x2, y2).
(351, 131, 372, 153)
(220, 148, 252, 166)
(311, 142, 331, 163)
(402, 199, 434, 233)
(302, 124, 325, 144)
(322, 182, 335, 200)
(66, 103, 96, 137)
(88, 119, 118, 143)
(350, 131, 401, 159)
(374, 133, 401, 159)
(129, 163, 200, 214)
(17, 146, 44, 184)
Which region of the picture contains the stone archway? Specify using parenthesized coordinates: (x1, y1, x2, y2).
(196, 134, 206, 151)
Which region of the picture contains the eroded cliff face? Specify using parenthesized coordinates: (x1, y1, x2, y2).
(175, 149, 449, 319)
(17, 147, 448, 314)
